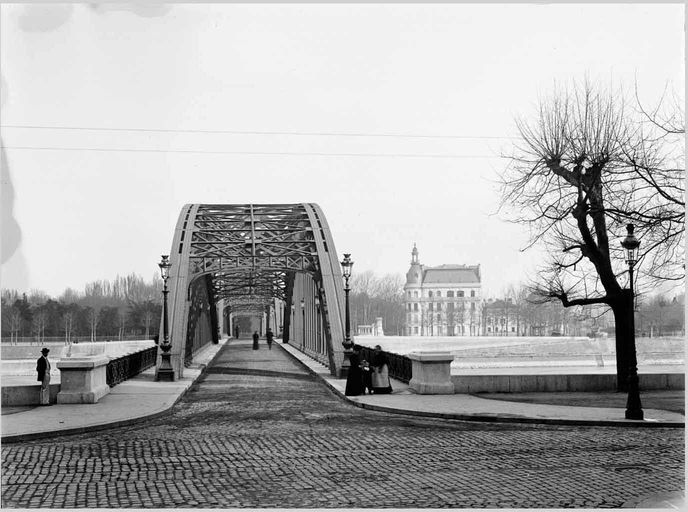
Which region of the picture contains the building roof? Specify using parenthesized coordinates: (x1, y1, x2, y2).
(422, 265, 480, 284)
(484, 298, 513, 309)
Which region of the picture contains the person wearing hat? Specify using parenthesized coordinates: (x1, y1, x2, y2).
(36, 348, 52, 405)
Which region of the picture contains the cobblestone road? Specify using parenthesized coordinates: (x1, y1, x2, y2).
(1, 344, 684, 508)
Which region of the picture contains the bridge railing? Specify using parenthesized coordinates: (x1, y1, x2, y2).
(106, 346, 158, 387)
(360, 346, 412, 384)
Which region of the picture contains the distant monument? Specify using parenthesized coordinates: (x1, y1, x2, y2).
(357, 317, 384, 336)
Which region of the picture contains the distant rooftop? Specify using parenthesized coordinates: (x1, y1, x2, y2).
(423, 265, 480, 284)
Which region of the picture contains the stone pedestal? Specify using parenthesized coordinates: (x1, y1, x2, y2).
(408, 351, 455, 394)
(56, 355, 110, 404)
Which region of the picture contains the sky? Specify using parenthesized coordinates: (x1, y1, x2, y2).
(0, 3, 684, 299)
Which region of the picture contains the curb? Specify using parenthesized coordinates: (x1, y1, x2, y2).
(1, 343, 227, 444)
(281, 344, 685, 429)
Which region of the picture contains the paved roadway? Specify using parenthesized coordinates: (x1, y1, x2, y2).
(1, 342, 684, 508)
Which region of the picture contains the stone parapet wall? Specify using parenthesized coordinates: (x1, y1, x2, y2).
(1, 383, 61, 406)
(452, 373, 685, 393)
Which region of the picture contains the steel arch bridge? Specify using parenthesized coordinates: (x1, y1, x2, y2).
(159, 203, 347, 378)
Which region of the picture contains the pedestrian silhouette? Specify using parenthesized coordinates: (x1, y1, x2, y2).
(345, 345, 366, 396)
(252, 331, 259, 350)
(36, 347, 51, 405)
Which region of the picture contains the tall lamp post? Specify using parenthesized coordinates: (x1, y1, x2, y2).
(300, 297, 306, 350)
(156, 255, 175, 381)
(339, 253, 354, 378)
(315, 295, 321, 354)
(621, 223, 643, 420)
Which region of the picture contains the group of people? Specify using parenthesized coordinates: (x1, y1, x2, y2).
(252, 329, 274, 350)
(345, 344, 393, 396)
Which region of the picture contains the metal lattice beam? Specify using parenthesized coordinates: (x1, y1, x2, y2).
(161, 203, 346, 378)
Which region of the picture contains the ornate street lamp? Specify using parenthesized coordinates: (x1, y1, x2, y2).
(339, 253, 354, 378)
(620, 223, 643, 420)
(156, 255, 175, 381)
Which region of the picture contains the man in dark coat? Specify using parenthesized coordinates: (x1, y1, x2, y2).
(266, 329, 274, 350)
(36, 347, 51, 405)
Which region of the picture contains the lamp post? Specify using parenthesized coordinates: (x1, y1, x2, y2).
(339, 253, 354, 378)
(621, 223, 643, 420)
(300, 297, 305, 349)
(315, 294, 321, 354)
(155, 255, 175, 381)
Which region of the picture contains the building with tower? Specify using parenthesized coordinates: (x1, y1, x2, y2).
(404, 244, 482, 336)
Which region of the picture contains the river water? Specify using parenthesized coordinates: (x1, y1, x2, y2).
(355, 335, 684, 372)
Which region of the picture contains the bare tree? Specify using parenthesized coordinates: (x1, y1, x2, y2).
(117, 307, 127, 340)
(9, 307, 22, 344)
(32, 307, 48, 344)
(62, 308, 74, 344)
(500, 80, 684, 389)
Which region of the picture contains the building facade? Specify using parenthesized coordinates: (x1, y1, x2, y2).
(403, 244, 482, 336)
(482, 298, 519, 335)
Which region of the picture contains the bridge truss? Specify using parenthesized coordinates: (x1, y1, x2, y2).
(160, 204, 347, 377)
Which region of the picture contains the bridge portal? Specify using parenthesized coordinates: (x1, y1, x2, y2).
(158, 204, 347, 378)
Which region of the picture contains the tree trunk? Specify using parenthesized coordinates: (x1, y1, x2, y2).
(611, 295, 633, 392)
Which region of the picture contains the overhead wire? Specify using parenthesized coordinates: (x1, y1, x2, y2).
(0, 145, 504, 159)
(1, 123, 511, 158)
(1, 124, 518, 141)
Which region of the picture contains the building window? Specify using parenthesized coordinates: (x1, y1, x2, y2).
(428, 291, 433, 298)
(471, 290, 476, 297)
(429, 303, 434, 311)
(458, 291, 464, 297)
(414, 291, 419, 298)
(487, 327, 491, 333)
(511, 326, 515, 332)
(437, 314, 441, 322)
(413, 303, 419, 311)
(471, 302, 476, 310)
(447, 291, 454, 298)
(437, 291, 441, 298)
(414, 326, 419, 334)
(437, 303, 442, 311)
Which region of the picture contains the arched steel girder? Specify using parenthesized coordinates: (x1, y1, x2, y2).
(161, 203, 346, 378)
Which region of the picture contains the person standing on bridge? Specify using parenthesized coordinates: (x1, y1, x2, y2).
(371, 345, 393, 394)
(252, 331, 260, 350)
(36, 347, 52, 405)
(234, 325, 240, 339)
(266, 328, 274, 350)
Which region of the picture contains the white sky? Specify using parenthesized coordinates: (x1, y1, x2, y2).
(0, 3, 684, 298)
